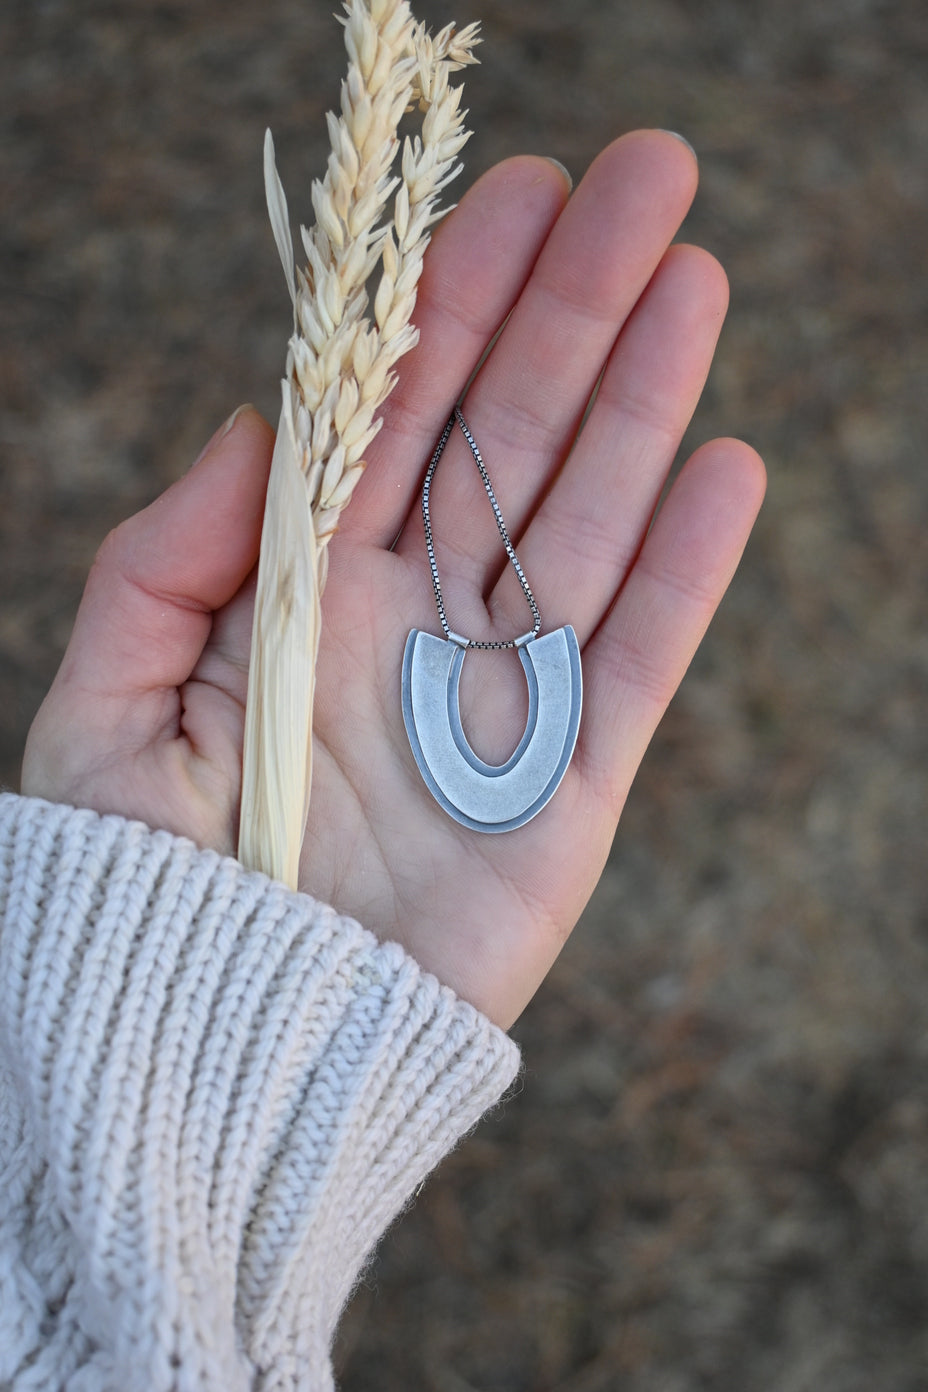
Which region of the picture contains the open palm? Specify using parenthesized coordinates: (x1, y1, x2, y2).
(23, 133, 764, 1028)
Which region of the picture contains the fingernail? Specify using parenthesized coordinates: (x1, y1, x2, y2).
(190, 403, 253, 470)
(657, 130, 698, 163)
(543, 156, 573, 192)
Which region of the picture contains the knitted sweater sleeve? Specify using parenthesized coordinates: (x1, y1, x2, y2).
(0, 793, 521, 1391)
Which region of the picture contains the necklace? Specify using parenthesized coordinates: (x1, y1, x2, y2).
(401, 408, 582, 832)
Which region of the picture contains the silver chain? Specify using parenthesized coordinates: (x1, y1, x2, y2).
(421, 408, 542, 650)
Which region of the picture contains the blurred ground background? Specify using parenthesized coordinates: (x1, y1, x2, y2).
(2, 0, 927, 1388)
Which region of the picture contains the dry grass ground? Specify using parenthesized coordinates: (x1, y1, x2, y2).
(2, 1, 926, 1388)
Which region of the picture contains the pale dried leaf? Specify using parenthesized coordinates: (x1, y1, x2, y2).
(264, 129, 297, 308)
(239, 395, 320, 887)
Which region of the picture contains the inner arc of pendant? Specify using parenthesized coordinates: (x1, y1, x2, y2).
(447, 642, 539, 775)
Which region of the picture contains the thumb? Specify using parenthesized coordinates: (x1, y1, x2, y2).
(22, 406, 275, 807)
(56, 405, 274, 700)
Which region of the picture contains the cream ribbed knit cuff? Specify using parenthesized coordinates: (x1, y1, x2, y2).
(0, 794, 520, 1391)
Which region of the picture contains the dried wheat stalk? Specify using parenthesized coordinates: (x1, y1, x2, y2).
(239, 0, 480, 887)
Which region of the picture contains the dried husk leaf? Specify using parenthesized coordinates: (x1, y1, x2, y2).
(239, 394, 320, 888)
(264, 130, 297, 309)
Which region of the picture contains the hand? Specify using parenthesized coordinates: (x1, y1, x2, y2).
(23, 132, 765, 1028)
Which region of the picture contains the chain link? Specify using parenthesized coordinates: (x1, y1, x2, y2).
(421, 408, 542, 650)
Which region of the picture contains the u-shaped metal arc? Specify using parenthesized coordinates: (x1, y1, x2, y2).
(402, 627, 582, 832)
(445, 641, 540, 775)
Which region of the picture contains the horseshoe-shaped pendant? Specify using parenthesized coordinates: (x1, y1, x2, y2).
(402, 626, 582, 832)
(404, 408, 582, 833)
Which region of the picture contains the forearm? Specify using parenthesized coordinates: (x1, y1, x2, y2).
(0, 793, 520, 1391)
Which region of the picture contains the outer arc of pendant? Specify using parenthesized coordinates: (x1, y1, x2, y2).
(401, 626, 583, 833)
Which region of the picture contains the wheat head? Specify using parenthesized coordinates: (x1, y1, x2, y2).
(239, 0, 480, 887)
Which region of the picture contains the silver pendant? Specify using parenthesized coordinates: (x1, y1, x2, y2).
(402, 626, 582, 832)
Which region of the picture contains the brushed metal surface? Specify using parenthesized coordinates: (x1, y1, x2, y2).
(402, 626, 582, 832)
